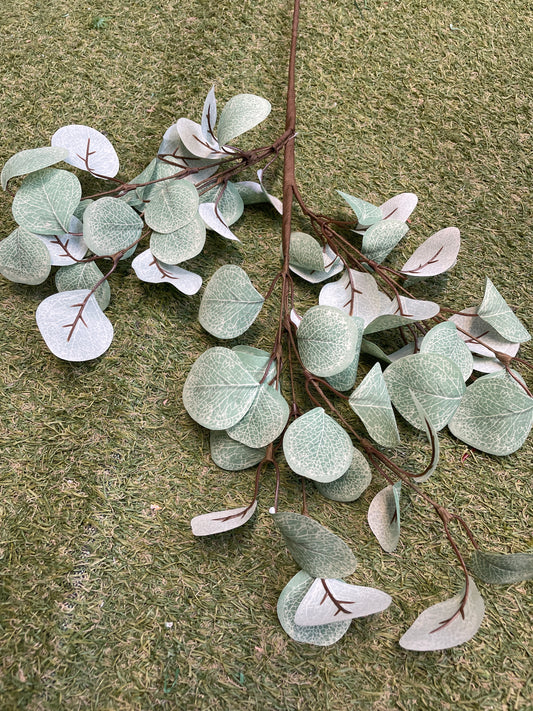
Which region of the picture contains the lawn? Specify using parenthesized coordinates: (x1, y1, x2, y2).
(0, 0, 531, 709)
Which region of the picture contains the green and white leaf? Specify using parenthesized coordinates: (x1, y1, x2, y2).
(201, 84, 218, 146)
(319, 270, 382, 326)
(182, 347, 260, 430)
(55, 261, 111, 311)
(150, 214, 206, 265)
(234, 181, 272, 206)
(51, 124, 120, 177)
(36, 289, 113, 361)
(449, 307, 520, 359)
(199, 265, 264, 339)
(388, 341, 420, 362)
(384, 353, 465, 431)
(297, 305, 360, 377)
(217, 94, 271, 147)
(349, 363, 400, 447)
(362, 219, 409, 264)
(83, 197, 143, 256)
(35, 216, 87, 266)
(399, 577, 485, 651)
(191, 500, 257, 536)
(409, 391, 440, 482)
(73, 199, 93, 221)
(283, 408, 353, 483)
(294, 578, 392, 626)
(0, 227, 51, 285)
(287, 232, 328, 272)
(199, 182, 244, 227)
(325, 317, 364, 391)
(232, 345, 276, 384)
(226, 382, 289, 448)
(209, 430, 266, 471)
(273, 512, 358, 579)
(469, 550, 533, 585)
(364, 296, 440, 334)
(420, 322, 473, 381)
(379, 192, 418, 222)
(360, 339, 393, 364)
(277, 571, 351, 646)
(477, 278, 531, 343)
(367, 482, 401, 553)
(315, 449, 372, 502)
(289, 244, 343, 283)
(448, 372, 533, 455)
(198, 202, 240, 241)
(2, 146, 69, 190)
(176, 118, 221, 159)
(12, 168, 81, 235)
(337, 190, 382, 227)
(144, 179, 199, 234)
(401, 227, 461, 277)
(131, 249, 202, 295)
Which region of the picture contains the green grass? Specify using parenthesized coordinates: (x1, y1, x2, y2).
(0, 0, 531, 709)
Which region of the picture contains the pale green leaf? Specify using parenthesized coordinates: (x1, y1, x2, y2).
(35, 289, 113, 361)
(319, 270, 382, 326)
(2, 146, 69, 190)
(420, 322, 473, 381)
(277, 571, 351, 646)
(477, 278, 531, 343)
(469, 550, 533, 584)
(191, 500, 257, 536)
(367, 482, 401, 553)
(364, 296, 440, 334)
(55, 261, 111, 311)
(449, 307, 520, 359)
(234, 181, 271, 205)
(199, 182, 244, 227)
(176, 118, 221, 159)
(362, 219, 409, 263)
(51, 124, 120, 177)
(131, 249, 202, 295)
(297, 305, 360, 377)
(198, 203, 240, 241)
(83, 197, 143, 256)
(232, 345, 276, 384)
(182, 347, 260, 430)
(144, 178, 199, 234)
(217, 94, 271, 147)
(150, 214, 206, 265)
(315, 449, 372, 502)
(273, 511, 358, 578)
(325, 317, 364, 391)
(226, 382, 289, 448)
(0, 226, 51, 285)
(401, 227, 460, 277)
(12, 168, 81, 235)
(289, 244, 343, 283)
(379, 192, 418, 222)
(209, 430, 266, 471)
(448, 372, 533, 455)
(73, 199, 93, 222)
(287, 232, 326, 272)
(283, 408, 353, 483)
(384, 353, 465, 431)
(294, 578, 391, 626)
(199, 265, 264, 339)
(337, 190, 382, 227)
(408, 391, 440, 482)
(35, 216, 87, 266)
(201, 85, 218, 145)
(399, 577, 485, 651)
(349, 363, 400, 447)
(360, 339, 393, 364)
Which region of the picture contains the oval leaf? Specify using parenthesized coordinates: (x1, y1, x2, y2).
(420, 322, 473, 381)
(401, 227, 461, 277)
(367, 482, 401, 553)
(379, 192, 418, 222)
(131, 249, 202, 295)
(364, 296, 440, 335)
(449, 307, 520, 359)
(469, 550, 533, 585)
(288, 232, 329, 272)
(55, 261, 111, 311)
(315, 449, 372, 502)
(273, 512, 357, 579)
(232, 345, 276, 384)
(297, 305, 360, 377)
(349, 363, 400, 447)
(12, 168, 81, 235)
(217, 94, 271, 147)
(2, 146, 69, 190)
(83, 197, 143, 256)
(289, 244, 343, 283)
(35, 289, 113, 361)
(362, 219, 409, 264)
(325, 318, 364, 392)
(0, 226, 51, 285)
(283, 408, 354, 483)
(176, 118, 220, 159)
(477, 278, 531, 343)
(209, 430, 266, 471)
(144, 179, 199, 234)
(191, 500, 257, 536)
(200, 183, 244, 227)
(226, 382, 289, 448)
(51, 124, 120, 177)
(399, 577, 485, 651)
(337, 190, 382, 227)
(199, 265, 264, 339)
(198, 202, 240, 241)
(150, 214, 206, 265)
(36, 216, 87, 266)
(319, 270, 382, 327)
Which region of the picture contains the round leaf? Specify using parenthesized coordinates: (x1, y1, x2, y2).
(150, 214, 206, 265)
(12, 168, 81, 235)
(83, 197, 143, 256)
(131, 249, 202, 295)
(144, 179, 199, 234)
(209, 430, 266, 471)
(287, 232, 326, 271)
(51, 124, 120, 177)
(420, 322, 473, 381)
(55, 261, 111, 311)
(0, 226, 51, 285)
(36, 216, 87, 266)
(199, 183, 244, 227)
(449, 307, 520, 359)
(297, 305, 360, 377)
(315, 449, 372, 502)
(319, 270, 382, 327)
(226, 382, 289, 448)
(401, 227, 461, 277)
(289, 244, 343, 283)
(217, 94, 271, 147)
(294, 578, 391, 626)
(2, 146, 69, 190)
(362, 219, 409, 264)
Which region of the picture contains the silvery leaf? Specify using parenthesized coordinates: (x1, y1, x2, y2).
(176, 118, 221, 159)
(144, 178, 199, 234)
(379, 192, 418, 222)
(469, 550, 533, 585)
(325, 317, 364, 392)
(191, 500, 257, 536)
(2, 146, 69, 190)
(257, 169, 283, 214)
(0, 226, 51, 285)
(55, 261, 111, 311)
(217, 94, 271, 147)
(367, 482, 401, 553)
(289, 245, 343, 283)
(12, 168, 81, 235)
(226, 382, 289, 448)
(449, 307, 520, 359)
(477, 278, 531, 343)
(337, 190, 382, 227)
(315, 449, 372, 502)
(35, 216, 87, 266)
(199, 182, 244, 226)
(297, 305, 360, 377)
(209, 430, 266, 471)
(319, 270, 382, 326)
(349, 363, 400, 447)
(83, 197, 143, 256)
(150, 214, 206, 265)
(362, 219, 409, 264)
(201, 84, 218, 146)
(364, 296, 440, 334)
(198, 203, 240, 241)
(51, 124, 119, 178)
(287, 231, 326, 272)
(131, 249, 202, 295)
(232, 345, 276, 384)
(420, 322, 473, 381)
(401, 227, 460, 277)
(409, 391, 440, 483)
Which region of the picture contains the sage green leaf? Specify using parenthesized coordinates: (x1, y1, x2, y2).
(35, 289, 113, 361)
(477, 278, 531, 343)
(379, 192, 418, 222)
(199, 183, 244, 227)
(469, 550, 533, 585)
(362, 219, 409, 264)
(201, 85, 218, 145)
(217, 94, 271, 147)
(409, 391, 440, 483)
(199, 265, 264, 339)
(294, 578, 392, 626)
(0, 227, 51, 285)
(150, 214, 206, 265)
(226, 382, 289, 448)
(319, 270, 382, 326)
(384, 353, 465, 431)
(234, 181, 271, 205)
(182, 347, 260, 430)
(297, 305, 359, 377)
(144, 179, 199, 234)
(176, 118, 220, 159)
(135, 158, 178, 203)
(55, 262, 111, 311)
(360, 339, 392, 364)
(191, 500, 257, 536)
(12, 168, 81, 235)
(36, 216, 87, 266)
(349, 364, 400, 447)
(51, 124, 120, 177)
(325, 317, 364, 391)
(364, 296, 440, 335)
(209, 430, 266, 471)
(367, 482, 401, 553)
(198, 203, 240, 241)
(131, 249, 202, 295)
(315, 449, 372, 502)
(277, 571, 351, 646)
(283, 408, 353, 483)
(289, 244, 343, 283)
(420, 322, 473, 381)
(449, 307, 520, 359)
(448, 373, 533, 455)
(73, 199, 93, 221)
(401, 227, 461, 277)
(337, 190, 382, 227)
(83, 197, 143, 256)
(273, 512, 358, 578)
(2, 146, 69, 190)
(399, 577, 485, 651)
(287, 232, 326, 272)
(232, 345, 276, 384)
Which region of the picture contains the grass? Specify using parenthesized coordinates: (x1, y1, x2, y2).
(0, 0, 532, 709)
